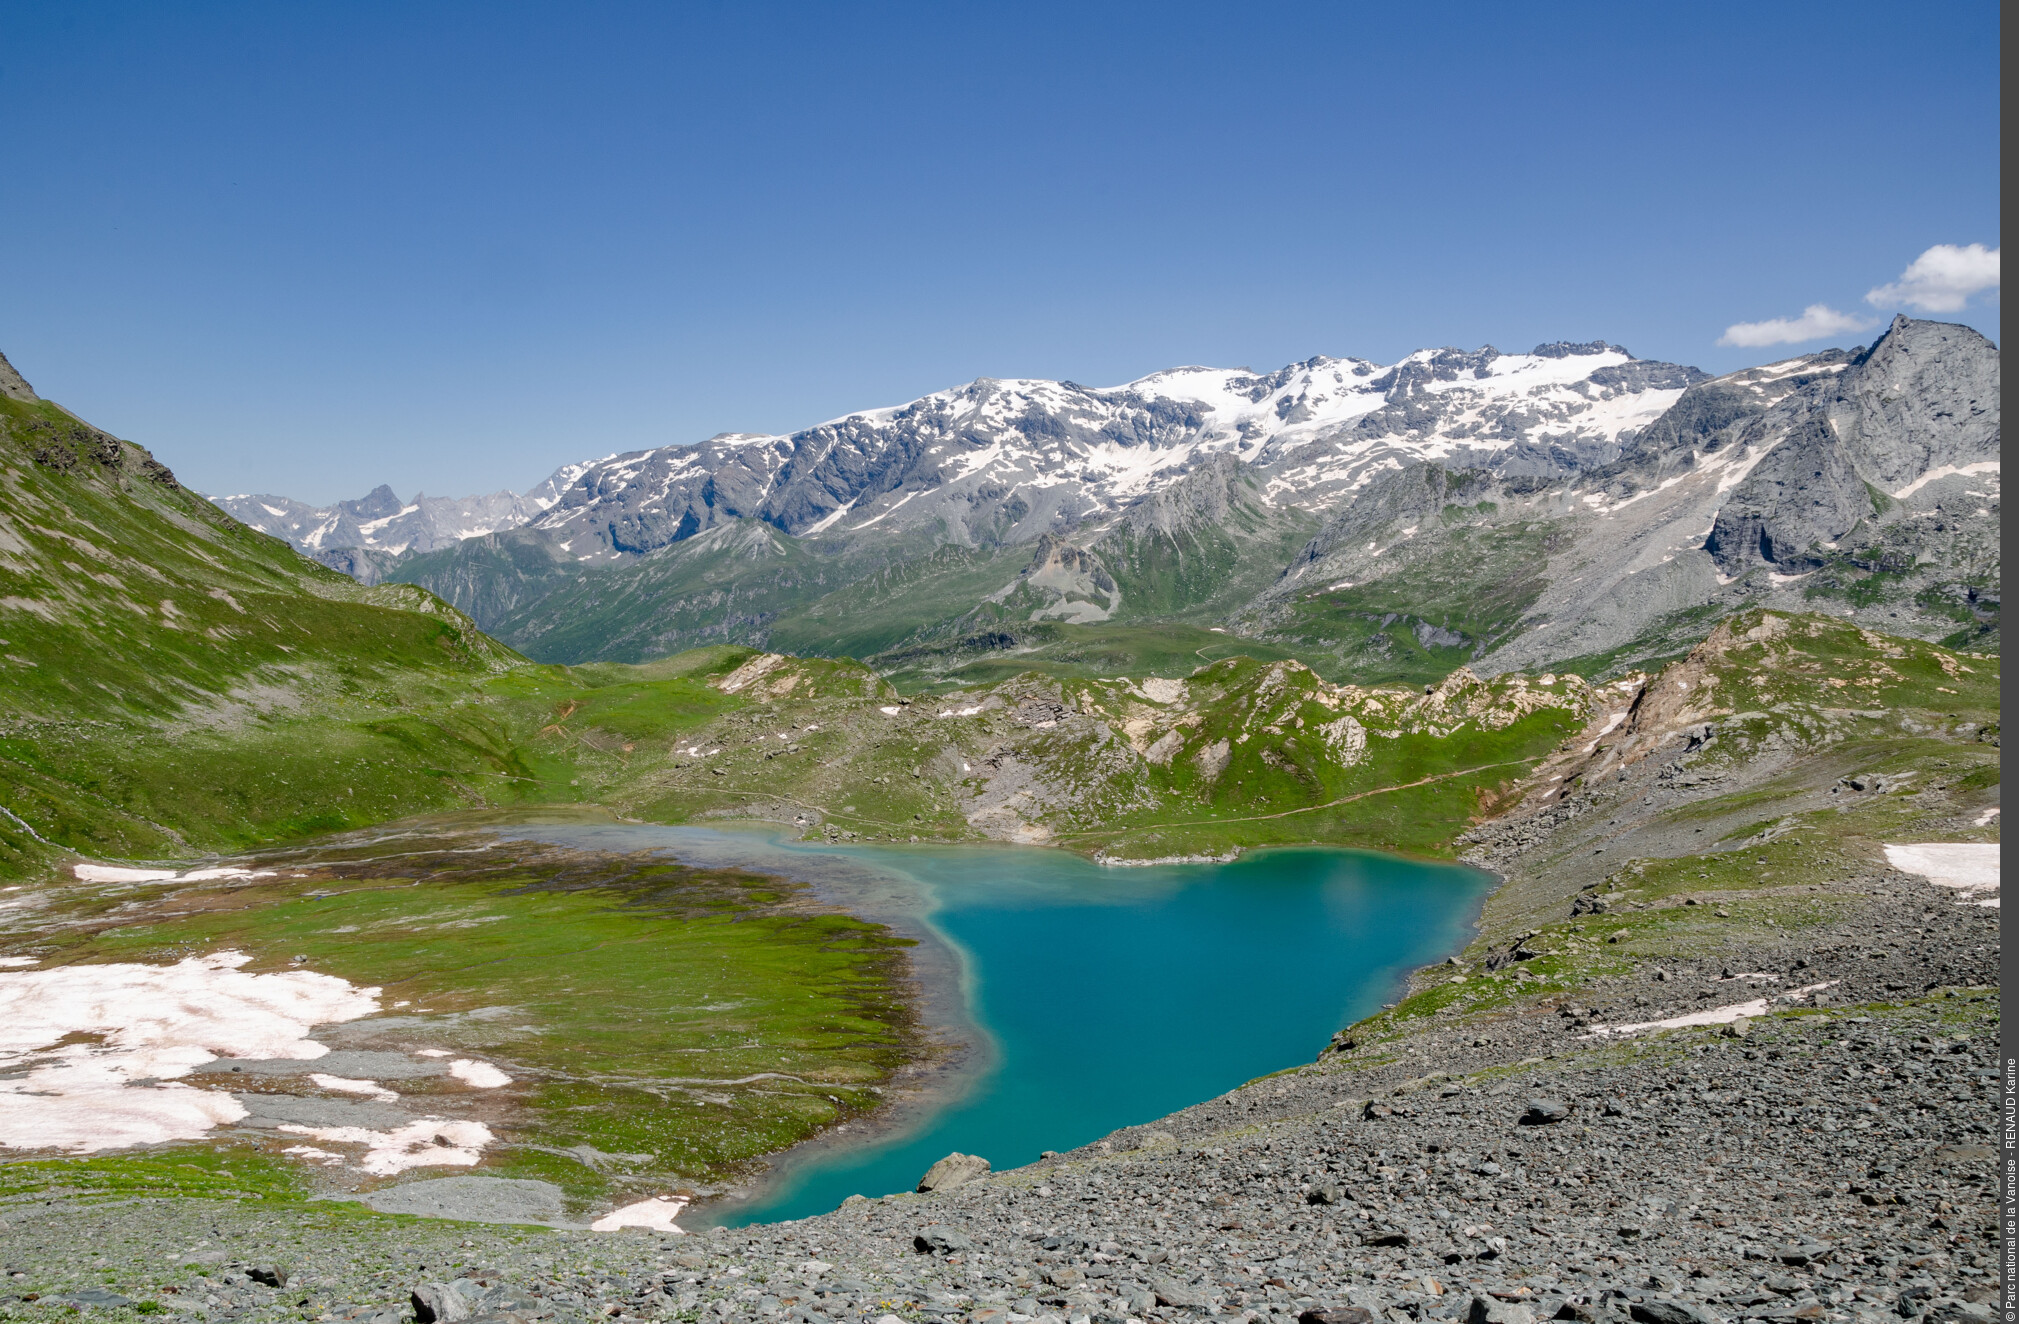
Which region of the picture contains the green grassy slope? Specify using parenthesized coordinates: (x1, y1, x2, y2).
(1242, 500, 1573, 687)
(1359, 607, 2000, 1049)
(0, 395, 554, 873)
(528, 646, 1593, 861)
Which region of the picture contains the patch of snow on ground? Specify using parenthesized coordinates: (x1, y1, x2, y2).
(278, 1118, 493, 1175)
(311, 1073, 399, 1103)
(448, 1059, 513, 1088)
(1885, 843, 2000, 906)
(1582, 981, 1837, 1038)
(0, 951, 381, 1152)
(590, 1195, 689, 1233)
(72, 864, 180, 883)
(1891, 461, 2000, 501)
(72, 863, 273, 884)
(1580, 709, 1627, 753)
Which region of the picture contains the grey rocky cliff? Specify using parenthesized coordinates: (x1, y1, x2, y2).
(1704, 316, 2000, 575)
(0, 348, 37, 402)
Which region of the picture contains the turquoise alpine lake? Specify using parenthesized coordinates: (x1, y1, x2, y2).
(504, 824, 1491, 1226)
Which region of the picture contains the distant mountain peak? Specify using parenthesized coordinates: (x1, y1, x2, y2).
(0, 350, 37, 403)
(1530, 340, 1629, 358)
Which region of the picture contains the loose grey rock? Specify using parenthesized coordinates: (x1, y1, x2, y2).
(1521, 1096, 1572, 1124)
(359, 1176, 569, 1226)
(46, 1289, 134, 1310)
(911, 1224, 974, 1256)
(411, 1281, 482, 1324)
(1631, 1302, 1723, 1324)
(915, 1151, 990, 1192)
(1470, 1297, 1537, 1324)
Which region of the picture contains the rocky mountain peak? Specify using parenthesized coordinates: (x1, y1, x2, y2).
(1530, 339, 1628, 359)
(347, 484, 406, 520)
(0, 349, 38, 402)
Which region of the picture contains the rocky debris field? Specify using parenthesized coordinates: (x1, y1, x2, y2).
(0, 982, 1994, 1324)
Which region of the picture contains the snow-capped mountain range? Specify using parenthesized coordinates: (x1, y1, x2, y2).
(208, 319, 1997, 681)
(526, 341, 1704, 565)
(212, 461, 599, 558)
(217, 340, 1703, 564)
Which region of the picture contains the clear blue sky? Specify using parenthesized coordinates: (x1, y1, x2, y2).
(0, 1, 2000, 504)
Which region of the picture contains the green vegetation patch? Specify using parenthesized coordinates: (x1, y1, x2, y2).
(10, 836, 921, 1206)
(0, 1147, 307, 1205)
(1263, 519, 1570, 687)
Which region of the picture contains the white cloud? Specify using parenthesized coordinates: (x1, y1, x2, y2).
(1866, 243, 2000, 313)
(1718, 304, 1876, 348)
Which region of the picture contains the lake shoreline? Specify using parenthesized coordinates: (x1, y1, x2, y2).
(13, 805, 1498, 1228)
(537, 824, 1493, 1225)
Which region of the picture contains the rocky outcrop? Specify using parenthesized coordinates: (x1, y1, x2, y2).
(1705, 316, 2000, 574)
(1008, 533, 1122, 622)
(0, 348, 37, 402)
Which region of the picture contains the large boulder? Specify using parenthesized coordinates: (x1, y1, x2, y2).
(916, 1151, 990, 1192)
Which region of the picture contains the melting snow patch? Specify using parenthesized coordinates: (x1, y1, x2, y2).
(590, 1195, 689, 1233)
(72, 864, 180, 883)
(1885, 843, 1999, 906)
(283, 1144, 345, 1165)
(1583, 981, 1837, 1038)
(1891, 461, 2000, 501)
(0, 951, 381, 1152)
(879, 706, 903, 716)
(414, 1049, 452, 1058)
(71, 863, 274, 884)
(448, 1059, 513, 1088)
(1973, 807, 2000, 826)
(0, 957, 37, 968)
(311, 1073, 399, 1104)
(1580, 710, 1627, 753)
(278, 1118, 493, 1175)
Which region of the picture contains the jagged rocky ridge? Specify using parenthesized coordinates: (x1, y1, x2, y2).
(211, 462, 599, 579)
(1242, 318, 2000, 676)
(215, 320, 1995, 678)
